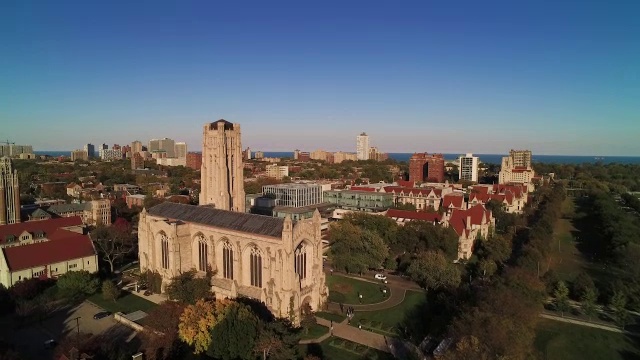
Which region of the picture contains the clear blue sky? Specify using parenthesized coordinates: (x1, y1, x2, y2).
(1, 1, 639, 155)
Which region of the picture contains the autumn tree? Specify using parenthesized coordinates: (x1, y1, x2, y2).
(101, 280, 120, 302)
(90, 218, 135, 273)
(444, 335, 491, 360)
(406, 251, 461, 290)
(207, 301, 259, 360)
(178, 299, 229, 354)
(141, 301, 187, 360)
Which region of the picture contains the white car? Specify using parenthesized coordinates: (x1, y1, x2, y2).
(374, 273, 387, 281)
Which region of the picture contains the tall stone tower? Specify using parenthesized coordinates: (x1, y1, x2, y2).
(199, 119, 245, 212)
(0, 157, 20, 225)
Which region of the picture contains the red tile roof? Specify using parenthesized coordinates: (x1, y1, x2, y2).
(383, 186, 442, 197)
(386, 209, 442, 222)
(2, 229, 96, 271)
(349, 186, 376, 192)
(471, 185, 491, 194)
(442, 194, 464, 209)
(396, 180, 415, 188)
(0, 216, 84, 245)
(448, 204, 492, 237)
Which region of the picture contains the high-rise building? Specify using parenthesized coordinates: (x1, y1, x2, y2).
(265, 164, 289, 180)
(84, 144, 95, 158)
(186, 152, 202, 170)
(0, 157, 20, 225)
(71, 150, 89, 162)
(199, 120, 245, 212)
(293, 149, 300, 160)
(356, 132, 370, 160)
(409, 153, 445, 183)
(508, 149, 532, 168)
(499, 150, 535, 189)
(131, 152, 145, 170)
(254, 151, 264, 159)
(458, 153, 479, 182)
(131, 140, 143, 154)
(175, 142, 187, 159)
(149, 138, 176, 158)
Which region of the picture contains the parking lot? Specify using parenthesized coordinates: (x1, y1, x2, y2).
(4, 300, 133, 360)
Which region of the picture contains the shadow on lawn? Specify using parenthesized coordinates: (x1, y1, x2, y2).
(398, 289, 458, 344)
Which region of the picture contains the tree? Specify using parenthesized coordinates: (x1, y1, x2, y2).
(207, 302, 259, 360)
(300, 303, 316, 335)
(391, 202, 417, 211)
(101, 280, 120, 302)
(541, 270, 560, 295)
(165, 269, 212, 304)
(406, 251, 461, 290)
(140, 301, 186, 360)
(57, 270, 99, 298)
(90, 220, 135, 273)
(288, 296, 297, 324)
(178, 299, 228, 354)
(8, 278, 52, 302)
(581, 287, 598, 321)
(553, 281, 570, 317)
(254, 319, 300, 360)
(571, 272, 596, 300)
(610, 290, 629, 329)
(444, 335, 491, 360)
(329, 221, 388, 273)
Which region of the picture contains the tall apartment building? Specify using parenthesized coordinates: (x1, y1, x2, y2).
(100, 149, 123, 161)
(458, 153, 479, 182)
(84, 144, 95, 158)
(243, 147, 252, 160)
(356, 132, 370, 160)
(293, 149, 300, 160)
(254, 151, 264, 159)
(149, 138, 176, 158)
(311, 150, 333, 163)
(333, 152, 357, 164)
(369, 147, 388, 162)
(131, 152, 145, 170)
(262, 183, 323, 207)
(0, 144, 34, 158)
(175, 142, 187, 159)
(409, 153, 445, 183)
(186, 152, 202, 171)
(199, 120, 245, 212)
(499, 150, 535, 188)
(266, 164, 289, 180)
(0, 157, 20, 225)
(131, 140, 143, 154)
(71, 150, 89, 162)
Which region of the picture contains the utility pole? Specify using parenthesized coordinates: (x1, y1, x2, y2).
(70, 316, 81, 347)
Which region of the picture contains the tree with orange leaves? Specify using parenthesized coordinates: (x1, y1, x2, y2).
(178, 298, 229, 354)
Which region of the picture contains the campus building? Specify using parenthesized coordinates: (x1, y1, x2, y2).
(0, 157, 20, 225)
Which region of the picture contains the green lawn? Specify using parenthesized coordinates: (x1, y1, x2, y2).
(535, 319, 640, 360)
(301, 323, 329, 340)
(351, 291, 427, 336)
(327, 274, 389, 305)
(88, 291, 157, 314)
(301, 337, 394, 360)
(316, 311, 347, 323)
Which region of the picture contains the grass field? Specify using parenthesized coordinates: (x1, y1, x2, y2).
(88, 291, 157, 314)
(301, 323, 329, 340)
(327, 274, 389, 305)
(316, 311, 347, 323)
(301, 337, 394, 360)
(351, 291, 427, 336)
(534, 319, 640, 360)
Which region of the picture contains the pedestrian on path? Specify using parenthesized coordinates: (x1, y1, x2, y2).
(340, 303, 344, 313)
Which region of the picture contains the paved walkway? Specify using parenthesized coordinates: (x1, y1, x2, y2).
(540, 312, 640, 336)
(312, 317, 390, 352)
(124, 287, 167, 305)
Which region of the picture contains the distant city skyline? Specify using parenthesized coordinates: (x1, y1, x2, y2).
(2, 1, 639, 156)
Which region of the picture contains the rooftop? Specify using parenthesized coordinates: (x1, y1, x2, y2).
(147, 202, 285, 238)
(0, 217, 84, 245)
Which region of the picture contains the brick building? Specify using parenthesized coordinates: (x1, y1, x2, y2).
(409, 153, 445, 183)
(186, 152, 202, 171)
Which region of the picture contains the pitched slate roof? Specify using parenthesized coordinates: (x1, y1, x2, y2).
(449, 204, 492, 237)
(47, 203, 90, 214)
(147, 202, 285, 238)
(442, 194, 464, 209)
(386, 209, 442, 223)
(2, 229, 96, 271)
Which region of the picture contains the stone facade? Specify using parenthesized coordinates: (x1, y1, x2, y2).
(199, 120, 245, 212)
(0, 157, 20, 225)
(137, 203, 327, 319)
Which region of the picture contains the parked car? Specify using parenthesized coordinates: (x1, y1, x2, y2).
(44, 339, 56, 349)
(93, 311, 112, 320)
(374, 273, 387, 281)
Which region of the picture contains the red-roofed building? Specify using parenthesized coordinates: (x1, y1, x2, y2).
(442, 194, 466, 214)
(385, 209, 442, 224)
(0, 216, 98, 287)
(382, 186, 453, 211)
(469, 184, 528, 213)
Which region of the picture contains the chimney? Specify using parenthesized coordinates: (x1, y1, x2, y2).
(466, 215, 471, 230)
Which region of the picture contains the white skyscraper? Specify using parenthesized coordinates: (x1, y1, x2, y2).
(356, 132, 370, 160)
(458, 153, 479, 182)
(175, 142, 187, 159)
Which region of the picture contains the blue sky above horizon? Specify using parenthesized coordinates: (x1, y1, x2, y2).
(1, 1, 639, 156)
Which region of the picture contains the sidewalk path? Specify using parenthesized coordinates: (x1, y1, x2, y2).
(124, 287, 167, 305)
(312, 317, 390, 352)
(540, 312, 640, 336)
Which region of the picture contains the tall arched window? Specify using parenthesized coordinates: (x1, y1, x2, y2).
(250, 247, 262, 288)
(160, 233, 169, 269)
(295, 243, 307, 280)
(223, 241, 234, 279)
(197, 235, 208, 272)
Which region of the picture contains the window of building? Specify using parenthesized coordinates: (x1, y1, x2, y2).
(197, 235, 208, 272)
(222, 241, 234, 279)
(250, 247, 262, 288)
(295, 243, 307, 280)
(69, 264, 78, 269)
(161, 233, 169, 269)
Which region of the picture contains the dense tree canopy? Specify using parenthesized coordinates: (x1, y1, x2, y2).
(329, 221, 388, 273)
